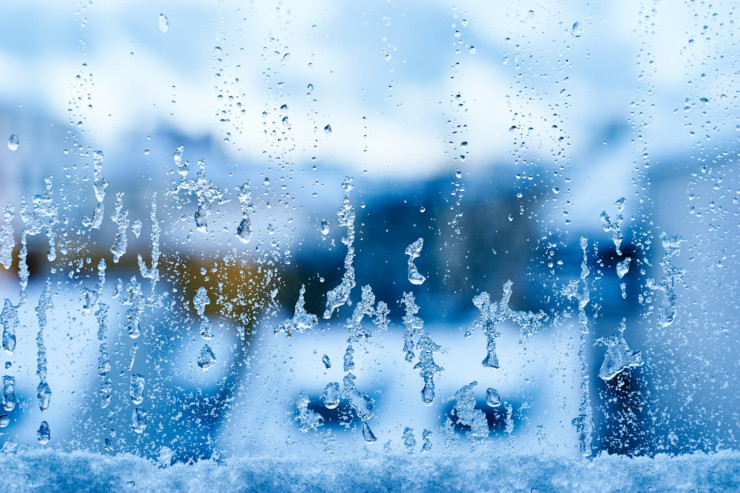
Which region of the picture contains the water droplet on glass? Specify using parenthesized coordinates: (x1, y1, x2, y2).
(132, 408, 147, 433)
(7, 134, 18, 151)
(0, 415, 8, 428)
(320, 219, 330, 236)
(2, 376, 15, 411)
(405, 238, 427, 285)
(158, 14, 169, 33)
(616, 257, 632, 279)
(37, 381, 51, 411)
(322, 382, 340, 409)
(37, 421, 50, 444)
(403, 427, 416, 453)
(486, 388, 501, 407)
(571, 21, 583, 37)
(324, 124, 332, 135)
(129, 374, 145, 405)
(468, 46, 476, 54)
(198, 344, 216, 371)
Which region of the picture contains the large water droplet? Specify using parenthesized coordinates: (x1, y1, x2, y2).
(132, 408, 147, 433)
(571, 21, 583, 37)
(37, 421, 50, 444)
(158, 14, 169, 33)
(198, 344, 216, 371)
(320, 219, 330, 235)
(2, 376, 15, 411)
(486, 388, 501, 407)
(616, 257, 632, 279)
(7, 134, 18, 151)
(37, 381, 51, 411)
(129, 374, 145, 405)
(322, 382, 340, 409)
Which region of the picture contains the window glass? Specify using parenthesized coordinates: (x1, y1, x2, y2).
(0, 0, 737, 489)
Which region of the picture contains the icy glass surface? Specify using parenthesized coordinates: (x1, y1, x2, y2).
(0, 0, 737, 490)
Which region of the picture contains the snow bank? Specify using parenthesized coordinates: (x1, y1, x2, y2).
(0, 450, 737, 492)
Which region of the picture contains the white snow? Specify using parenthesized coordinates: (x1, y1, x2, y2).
(0, 449, 736, 492)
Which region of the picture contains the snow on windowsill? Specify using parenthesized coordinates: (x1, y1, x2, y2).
(0, 449, 737, 492)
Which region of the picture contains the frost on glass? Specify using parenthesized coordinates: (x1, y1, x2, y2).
(0, 0, 737, 490)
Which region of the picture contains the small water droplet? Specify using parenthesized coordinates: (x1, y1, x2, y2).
(324, 124, 332, 135)
(320, 219, 330, 235)
(158, 14, 169, 33)
(468, 46, 476, 54)
(7, 134, 18, 151)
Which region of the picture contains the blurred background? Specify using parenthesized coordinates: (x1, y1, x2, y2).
(0, 0, 737, 462)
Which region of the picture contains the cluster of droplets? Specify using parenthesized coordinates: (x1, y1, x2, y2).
(35, 280, 53, 444)
(1, 298, 19, 431)
(90, 260, 113, 409)
(602, 198, 633, 299)
(276, 285, 318, 337)
(236, 182, 254, 244)
(646, 234, 685, 328)
(137, 194, 161, 302)
(323, 177, 356, 319)
(596, 318, 644, 381)
(0, 206, 15, 269)
(405, 238, 426, 285)
(194, 287, 216, 371)
(467, 280, 546, 369)
(342, 285, 387, 372)
(110, 193, 130, 263)
(295, 391, 323, 432)
(122, 278, 144, 339)
(19, 178, 58, 300)
(175, 154, 225, 233)
(82, 150, 107, 230)
(447, 381, 488, 441)
(563, 237, 594, 457)
(400, 244, 443, 406)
